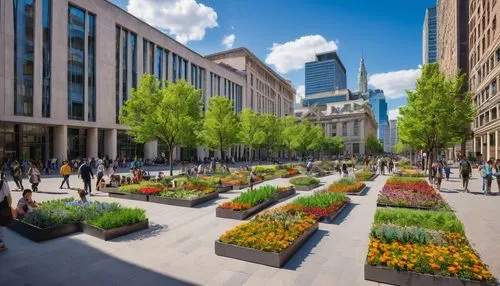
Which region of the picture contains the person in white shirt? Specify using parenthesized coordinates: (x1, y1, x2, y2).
(0, 171, 13, 251)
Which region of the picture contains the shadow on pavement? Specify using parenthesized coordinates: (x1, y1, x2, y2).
(0, 231, 195, 285)
(283, 229, 329, 271)
(330, 203, 358, 225)
(113, 223, 168, 242)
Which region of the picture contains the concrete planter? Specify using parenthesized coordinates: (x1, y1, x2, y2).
(321, 199, 350, 222)
(364, 263, 493, 286)
(231, 183, 250, 190)
(275, 187, 296, 200)
(345, 186, 369, 196)
(293, 184, 320, 191)
(216, 198, 277, 220)
(376, 203, 444, 211)
(99, 187, 118, 193)
(368, 174, 378, 181)
(108, 191, 149, 202)
(149, 192, 219, 207)
(82, 219, 149, 241)
(216, 185, 233, 193)
(215, 222, 319, 267)
(8, 219, 81, 242)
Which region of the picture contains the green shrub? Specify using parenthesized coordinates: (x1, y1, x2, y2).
(86, 208, 146, 230)
(232, 185, 277, 207)
(371, 224, 446, 245)
(332, 177, 358, 186)
(157, 189, 204, 199)
(386, 176, 426, 184)
(290, 176, 320, 186)
(374, 208, 464, 233)
(292, 191, 346, 208)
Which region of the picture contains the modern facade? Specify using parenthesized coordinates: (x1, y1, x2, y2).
(305, 51, 347, 96)
(469, 0, 500, 161)
(302, 89, 353, 107)
(205, 47, 295, 117)
(389, 119, 398, 153)
(423, 6, 438, 64)
(368, 89, 389, 143)
(294, 100, 377, 156)
(0, 0, 286, 163)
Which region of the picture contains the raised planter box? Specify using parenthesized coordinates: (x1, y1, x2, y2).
(368, 174, 378, 181)
(281, 173, 299, 178)
(231, 183, 250, 190)
(364, 263, 493, 286)
(215, 222, 319, 267)
(345, 186, 369, 196)
(149, 191, 219, 207)
(99, 186, 118, 193)
(276, 187, 296, 200)
(311, 171, 331, 178)
(216, 198, 277, 220)
(108, 191, 149, 202)
(376, 203, 446, 211)
(293, 184, 320, 191)
(8, 219, 81, 242)
(216, 185, 233, 193)
(321, 199, 350, 222)
(82, 219, 149, 241)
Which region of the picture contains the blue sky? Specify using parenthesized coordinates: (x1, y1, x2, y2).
(111, 0, 436, 117)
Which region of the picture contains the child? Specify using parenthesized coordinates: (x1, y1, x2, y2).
(16, 189, 39, 218)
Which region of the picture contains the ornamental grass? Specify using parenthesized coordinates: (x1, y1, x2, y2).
(328, 177, 365, 193)
(290, 176, 320, 186)
(219, 185, 277, 211)
(219, 209, 316, 253)
(355, 168, 374, 181)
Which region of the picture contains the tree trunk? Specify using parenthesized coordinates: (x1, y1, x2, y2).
(169, 146, 174, 176)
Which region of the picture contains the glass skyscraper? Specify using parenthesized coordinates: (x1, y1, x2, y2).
(369, 89, 389, 143)
(305, 51, 347, 96)
(422, 6, 437, 64)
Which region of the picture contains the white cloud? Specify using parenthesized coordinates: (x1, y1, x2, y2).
(295, 85, 305, 104)
(221, 34, 235, 49)
(265, 35, 338, 74)
(388, 108, 402, 120)
(368, 68, 421, 99)
(127, 0, 218, 44)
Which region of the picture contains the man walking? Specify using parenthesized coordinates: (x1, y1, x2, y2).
(459, 156, 472, 193)
(12, 161, 23, 191)
(59, 160, 72, 189)
(78, 160, 94, 195)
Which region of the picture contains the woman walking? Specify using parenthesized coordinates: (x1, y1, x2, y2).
(436, 161, 444, 191)
(28, 163, 41, 192)
(96, 160, 105, 192)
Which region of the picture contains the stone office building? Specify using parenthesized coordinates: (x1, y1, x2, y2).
(0, 0, 294, 163)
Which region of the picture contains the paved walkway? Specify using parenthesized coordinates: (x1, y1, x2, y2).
(1, 169, 498, 285)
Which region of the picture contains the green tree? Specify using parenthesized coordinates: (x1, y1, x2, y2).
(260, 114, 283, 159)
(293, 120, 324, 158)
(120, 76, 202, 175)
(322, 136, 345, 156)
(239, 109, 265, 162)
(281, 115, 299, 159)
(202, 96, 240, 160)
(398, 63, 475, 170)
(365, 134, 383, 155)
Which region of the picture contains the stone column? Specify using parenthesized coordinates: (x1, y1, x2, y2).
(480, 135, 484, 159)
(54, 125, 68, 161)
(144, 140, 158, 159)
(487, 132, 491, 160)
(495, 130, 499, 160)
(104, 129, 117, 160)
(86, 127, 98, 159)
(474, 136, 477, 153)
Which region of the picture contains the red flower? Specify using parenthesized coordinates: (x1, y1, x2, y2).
(139, 186, 163, 195)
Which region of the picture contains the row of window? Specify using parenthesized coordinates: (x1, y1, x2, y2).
(471, 48, 500, 92)
(322, 120, 361, 137)
(475, 104, 499, 129)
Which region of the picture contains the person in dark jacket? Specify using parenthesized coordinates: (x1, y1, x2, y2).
(78, 160, 94, 195)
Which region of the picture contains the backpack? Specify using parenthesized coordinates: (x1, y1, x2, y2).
(460, 160, 470, 174)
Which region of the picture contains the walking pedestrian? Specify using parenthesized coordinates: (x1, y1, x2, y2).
(12, 161, 24, 191)
(444, 163, 451, 181)
(28, 163, 41, 192)
(248, 171, 255, 191)
(342, 163, 348, 177)
(0, 172, 13, 252)
(436, 161, 444, 191)
(478, 161, 486, 193)
(96, 160, 105, 192)
(78, 160, 94, 196)
(484, 160, 493, 195)
(459, 156, 472, 193)
(495, 159, 500, 193)
(59, 160, 71, 189)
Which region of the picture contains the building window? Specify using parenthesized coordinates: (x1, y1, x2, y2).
(68, 128, 87, 159)
(68, 5, 85, 121)
(342, 122, 347, 136)
(142, 38, 148, 74)
(172, 54, 177, 82)
(42, 0, 52, 118)
(149, 42, 154, 74)
(353, 119, 359, 136)
(164, 49, 169, 81)
(156, 46, 162, 80)
(131, 33, 137, 88)
(331, 123, 337, 137)
(183, 59, 188, 80)
(122, 29, 128, 109)
(87, 13, 96, 122)
(115, 27, 120, 123)
(14, 0, 35, 116)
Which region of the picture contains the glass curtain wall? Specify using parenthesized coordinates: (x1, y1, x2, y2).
(88, 13, 96, 121)
(42, 0, 52, 118)
(68, 5, 85, 120)
(131, 33, 137, 89)
(115, 27, 121, 123)
(13, 0, 35, 116)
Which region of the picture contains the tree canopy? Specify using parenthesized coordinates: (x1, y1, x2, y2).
(238, 109, 265, 162)
(365, 134, 383, 155)
(120, 76, 202, 175)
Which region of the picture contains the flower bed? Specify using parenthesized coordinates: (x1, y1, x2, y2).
(355, 168, 376, 181)
(215, 208, 318, 267)
(283, 191, 349, 222)
(149, 187, 218, 207)
(289, 176, 320, 191)
(276, 186, 296, 200)
(328, 177, 367, 195)
(9, 199, 148, 242)
(365, 208, 494, 285)
(82, 208, 147, 240)
(217, 185, 279, 220)
(377, 178, 449, 210)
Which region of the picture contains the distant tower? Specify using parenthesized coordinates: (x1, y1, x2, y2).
(358, 56, 368, 94)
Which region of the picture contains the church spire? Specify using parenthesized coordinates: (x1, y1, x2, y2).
(358, 56, 368, 94)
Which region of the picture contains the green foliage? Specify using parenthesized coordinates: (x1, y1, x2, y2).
(290, 176, 320, 186)
(332, 177, 358, 186)
(398, 63, 475, 152)
(202, 97, 240, 159)
(386, 177, 425, 184)
(86, 208, 146, 230)
(292, 120, 325, 156)
(119, 76, 202, 175)
(371, 224, 446, 245)
(238, 109, 265, 161)
(374, 208, 464, 233)
(259, 114, 283, 158)
(293, 192, 347, 208)
(232, 185, 278, 207)
(365, 134, 383, 155)
(322, 136, 345, 155)
(254, 165, 278, 174)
